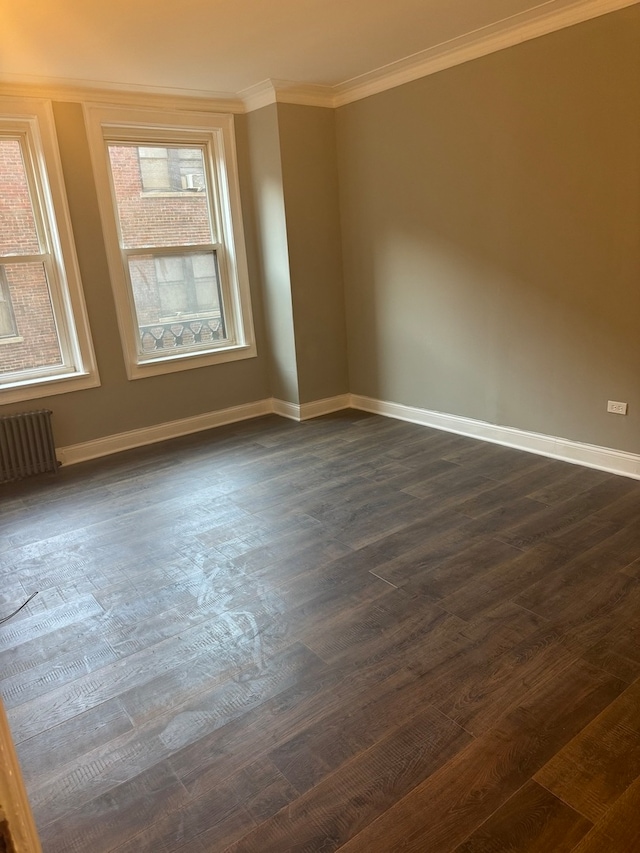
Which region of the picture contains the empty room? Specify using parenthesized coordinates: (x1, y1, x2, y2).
(1, 1, 640, 851)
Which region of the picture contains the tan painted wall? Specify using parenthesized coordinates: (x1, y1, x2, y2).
(337, 6, 640, 453)
(277, 103, 349, 404)
(243, 105, 300, 404)
(242, 103, 349, 406)
(0, 102, 271, 447)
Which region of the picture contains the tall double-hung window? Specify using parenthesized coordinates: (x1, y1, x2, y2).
(0, 98, 98, 402)
(85, 106, 255, 379)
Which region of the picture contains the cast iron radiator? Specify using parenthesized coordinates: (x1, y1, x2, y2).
(0, 409, 59, 483)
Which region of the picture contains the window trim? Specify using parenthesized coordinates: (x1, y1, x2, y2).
(0, 98, 99, 404)
(84, 105, 256, 380)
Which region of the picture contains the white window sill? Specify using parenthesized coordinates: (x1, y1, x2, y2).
(0, 369, 101, 404)
(128, 340, 257, 380)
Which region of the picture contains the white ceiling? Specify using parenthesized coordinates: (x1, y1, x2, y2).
(0, 0, 635, 105)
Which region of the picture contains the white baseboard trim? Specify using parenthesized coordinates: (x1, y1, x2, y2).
(271, 398, 301, 421)
(350, 395, 640, 481)
(272, 394, 351, 422)
(57, 398, 273, 466)
(58, 394, 353, 466)
(300, 394, 352, 420)
(58, 391, 639, 480)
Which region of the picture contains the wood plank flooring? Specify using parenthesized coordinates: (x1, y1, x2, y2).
(1, 411, 640, 852)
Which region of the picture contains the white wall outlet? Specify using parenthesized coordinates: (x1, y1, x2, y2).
(607, 400, 628, 415)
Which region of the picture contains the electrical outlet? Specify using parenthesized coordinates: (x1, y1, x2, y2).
(607, 400, 628, 415)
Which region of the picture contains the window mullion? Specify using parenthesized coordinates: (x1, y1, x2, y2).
(120, 244, 219, 259)
(0, 253, 48, 266)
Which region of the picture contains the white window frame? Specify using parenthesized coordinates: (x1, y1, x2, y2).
(0, 98, 99, 404)
(84, 105, 256, 380)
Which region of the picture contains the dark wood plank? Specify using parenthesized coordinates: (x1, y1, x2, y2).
(498, 477, 639, 550)
(567, 774, 640, 852)
(437, 519, 617, 621)
(38, 760, 188, 853)
(15, 698, 134, 790)
(27, 642, 324, 826)
(581, 619, 640, 683)
(111, 757, 296, 853)
(535, 679, 640, 822)
(336, 660, 624, 853)
(453, 780, 592, 852)
(398, 536, 522, 600)
(419, 622, 583, 736)
(225, 703, 470, 852)
(268, 664, 456, 794)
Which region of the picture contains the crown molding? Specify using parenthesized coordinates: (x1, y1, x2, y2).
(238, 80, 278, 112)
(333, 0, 640, 106)
(240, 79, 335, 112)
(0, 76, 244, 113)
(271, 80, 335, 108)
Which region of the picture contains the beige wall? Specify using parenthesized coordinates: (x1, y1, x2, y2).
(243, 105, 300, 404)
(277, 103, 349, 404)
(243, 103, 349, 406)
(337, 6, 640, 453)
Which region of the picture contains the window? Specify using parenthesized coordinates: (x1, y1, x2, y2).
(85, 106, 256, 379)
(0, 98, 98, 402)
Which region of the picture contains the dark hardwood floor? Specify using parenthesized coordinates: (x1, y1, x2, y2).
(2, 410, 640, 852)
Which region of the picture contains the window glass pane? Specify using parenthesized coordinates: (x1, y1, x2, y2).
(0, 262, 63, 374)
(0, 139, 41, 257)
(127, 251, 226, 354)
(0, 270, 17, 337)
(107, 144, 214, 248)
(0, 301, 14, 337)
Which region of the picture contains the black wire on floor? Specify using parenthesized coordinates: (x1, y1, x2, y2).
(0, 591, 38, 625)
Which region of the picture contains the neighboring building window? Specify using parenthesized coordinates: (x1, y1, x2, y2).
(0, 99, 98, 403)
(0, 269, 18, 338)
(138, 146, 205, 193)
(86, 106, 256, 379)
